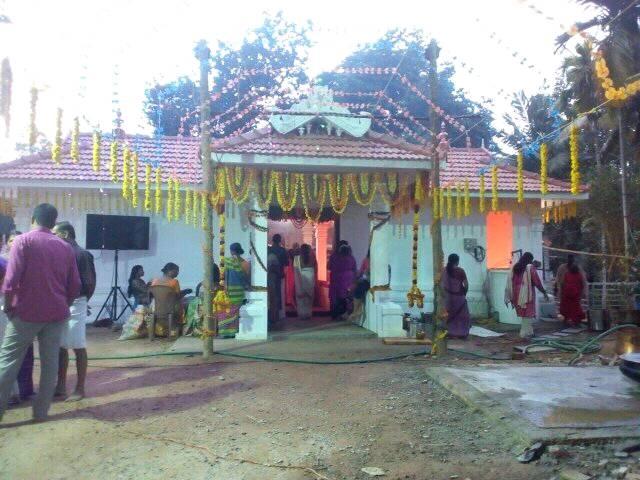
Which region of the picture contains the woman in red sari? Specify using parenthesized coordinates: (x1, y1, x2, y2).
(556, 255, 587, 327)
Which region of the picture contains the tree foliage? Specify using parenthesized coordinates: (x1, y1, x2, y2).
(317, 29, 498, 149)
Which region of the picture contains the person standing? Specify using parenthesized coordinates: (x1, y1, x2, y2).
(0, 204, 80, 422)
(330, 245, 357, 320)
(221, 243, 250, 337)
(505, 252, 549, 339)
(53, 222, 96, 401)
(440, 254, 471, 339)
(555, 255, 587, 327)
(293, 244, 316, 320)
(269, 234, 289, 321)
(328, 240, 349, 315)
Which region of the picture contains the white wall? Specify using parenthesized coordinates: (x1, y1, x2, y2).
(12, 190, 206, 319)
(339, 203, 370, 267)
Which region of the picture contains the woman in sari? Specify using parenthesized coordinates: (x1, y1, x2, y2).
(127, 265, 150, 310)
(556, 255, 587, 327)
(441, 254, 471, 339)
(294, 244, 316, 320)
(330, 244, 357, 320)
(151, 262, 190, 335)
(184, 264, 220, 336)
(220, 243, 250, 337)
(505, 252, 549, 339)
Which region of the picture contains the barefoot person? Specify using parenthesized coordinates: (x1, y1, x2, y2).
(0, 204, 81, 422)
(53, 221, 96, 401)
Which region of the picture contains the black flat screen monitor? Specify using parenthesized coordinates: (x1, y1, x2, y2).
(86, 214, 150, 251)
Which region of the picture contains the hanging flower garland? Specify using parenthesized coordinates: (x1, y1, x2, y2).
(432, 187, 440, 220)
(491, 166, 499, 212)
(439, 188, 445, 220)
(516, 150, 524, 203)
(70, 117, 80, 163)
(200, 191, 208, 230)
(479, 175, 486, 214)
(414, 172, 426, 205)
(121, 145, 130, 200)
(213, 192, 231, 317)
(464, 180, 471, 217)
(144, 164, 152, 211)
(174, 178, 181, 219)
(300, 174, 327, 223)
(131, 152, 139, 208)
(594, 51, 640, 102)
(327, 174, 349, 214)
(349, 173, 377, 206)
(455, 184, 462, 219)
(192, 189, 200, 227)
(446, 187, 453, 219)
(407, 206, 424, 309)
(184, 187, 192, 224)
(540, 143, 548, 195)
(92, 131, 101, 172)
(569, 124, 580, 195)
(224, 167, 252, 205)
(154, 167, 162, 214)
(109, 140, 118, 182)
(166, 177, 174, 221)
(51, 108, 62, 164)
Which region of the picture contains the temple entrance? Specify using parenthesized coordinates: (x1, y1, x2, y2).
(266, 214, 335, 332)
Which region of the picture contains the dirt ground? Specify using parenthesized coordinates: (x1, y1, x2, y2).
(0, 326, 638, 480)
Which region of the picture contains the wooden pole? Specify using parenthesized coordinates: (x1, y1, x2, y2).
(195, 40, 215, 358)
(426, 40, 447, 355)
(617, 109, 630, 259)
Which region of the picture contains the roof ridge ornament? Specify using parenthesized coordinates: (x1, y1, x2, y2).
(269, 86, 372, 137)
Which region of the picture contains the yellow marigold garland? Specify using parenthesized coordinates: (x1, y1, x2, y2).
(71, 117, 80, 163)
(301, 174, 327, 223)
(184, 188, 192, 224)
(540, 143, 548, 195)
(455, 184, 462, 219)
(109, 140, 118, 182)
(174, 178, 181, 219)
(432, 187, 440, 219)
(213, 206, 232, 316)
(166, 177, 174, 221)
(594, 51, 640, 102)
(154, 167, 162, 214)
(439, 188, 445, 220)
(224, 167, 252, 205)
(192, 189, 199, 226)
(349, 173, 376, 206)
(131, 152, 139, 208)
(407, 206, 424, 309)
(464, 180, 471, 216)
(414, 172, 425, 204)
(92, 131, 101, 172)
(491, 165, 499, 212)
(200, 191, 208, 229)
(446, 187, 453, 219)
(327, 174, 349, 214)
(516, 150, 524, 203)
(51, 108, 62, 164)
(144, 164, 152, 211)
(479, 175, 486, 214)
(121, 145, 130, 200)
(569, 124, 580, 195)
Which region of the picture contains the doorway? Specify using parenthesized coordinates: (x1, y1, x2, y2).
(267, 218, 335, 332)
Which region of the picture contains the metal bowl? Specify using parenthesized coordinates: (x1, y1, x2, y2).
(619, 353, 640, 383)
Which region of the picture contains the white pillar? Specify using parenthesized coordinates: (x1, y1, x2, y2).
(316, 222, 331, 282)
(365, 200, 404, 336)
(237, 197, 268, 340)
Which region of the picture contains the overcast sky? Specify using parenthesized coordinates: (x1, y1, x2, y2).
(0, 0, 598, 160)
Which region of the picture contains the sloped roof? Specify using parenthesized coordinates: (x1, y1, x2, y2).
(212, 127, 430, 160)
(442, 148, 580, 194)
(0, 131, 579, 194)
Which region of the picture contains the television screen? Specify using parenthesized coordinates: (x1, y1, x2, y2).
(86, 214, 150, 251)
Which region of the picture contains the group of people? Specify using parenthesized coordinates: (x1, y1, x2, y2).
(442, 251, 587, 340)
(0, 204, 95, 423)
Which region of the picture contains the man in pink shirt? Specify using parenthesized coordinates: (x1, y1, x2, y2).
(0, 203, 81, 422)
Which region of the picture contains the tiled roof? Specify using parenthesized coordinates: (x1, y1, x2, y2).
(0, 134, 203, 184)
(444, 148, 579, 193)
(212, 128, 431, 160)
(0, 131, 578, 194)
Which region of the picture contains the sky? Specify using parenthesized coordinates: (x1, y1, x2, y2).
(0, 0, 598, 161)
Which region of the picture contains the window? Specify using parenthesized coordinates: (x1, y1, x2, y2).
(486, 211, 513, 269)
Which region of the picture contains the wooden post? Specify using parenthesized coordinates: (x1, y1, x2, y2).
(426, 40, 447, 355)
(195, 40, 215, 358)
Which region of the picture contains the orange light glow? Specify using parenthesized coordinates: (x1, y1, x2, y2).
(486, 211, 513, 269)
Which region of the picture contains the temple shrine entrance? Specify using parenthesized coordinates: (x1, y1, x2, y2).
(266, 207, 336, 332)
